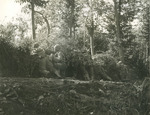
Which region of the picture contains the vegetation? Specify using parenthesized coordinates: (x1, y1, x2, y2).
(0, 77, 144, 115)
(0, 0, 148, 80)
(0, 0, 150, 114)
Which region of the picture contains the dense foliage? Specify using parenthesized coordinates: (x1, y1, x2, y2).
(0, 0, 149, 80)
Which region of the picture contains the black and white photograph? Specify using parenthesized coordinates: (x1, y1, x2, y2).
(0, 0, 150, 115)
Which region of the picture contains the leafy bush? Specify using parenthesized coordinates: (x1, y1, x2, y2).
(94, 32, 109, 53)
(65, 47, 93, 80)
(125, 47, 149, 79)
(0, 38, 39, 77)
(93, 53, 131, 81)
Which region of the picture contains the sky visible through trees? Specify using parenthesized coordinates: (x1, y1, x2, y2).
(0, 0, 113, 23)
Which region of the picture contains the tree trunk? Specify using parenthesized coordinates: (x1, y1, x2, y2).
(69, 0, 75, 39)
(113, 0, 124, 63)
(31, 1, 36, 40)
(83, 23, 86, 48)
(73, 24, 76, 39)
(90, 19, 94, 57)
(148, 5, 150, 75)
(88, 0, 94, 58)
(69, 23, 72, 38)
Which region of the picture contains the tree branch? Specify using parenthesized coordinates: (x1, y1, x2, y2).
(35, 11, 50, 38)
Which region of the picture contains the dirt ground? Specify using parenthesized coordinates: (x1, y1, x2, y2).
(0, 77, 147, 115)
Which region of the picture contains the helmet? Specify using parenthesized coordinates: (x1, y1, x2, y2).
(34, 43, 40, 48)
(36, 48, 45, 57)
(54, 44, 61, 52)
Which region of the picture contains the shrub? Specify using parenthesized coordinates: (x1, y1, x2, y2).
(93, 53, 131, 81)
(65, 47, 93, 80)
(0, 38, 39, 77)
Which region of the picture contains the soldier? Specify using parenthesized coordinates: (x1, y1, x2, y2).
(36, 48, 61, 78)
(53, 44, 66, 77)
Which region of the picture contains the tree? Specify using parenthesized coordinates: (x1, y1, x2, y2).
(16, 0, 48, 40)
(113, 0, 124, 63)
(87, 0, 95, 57)
(64, 0, 77, 39)
(77, 0, 108, 57)
(138, 0, 150, 75)
(31, 1, 36, 40)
